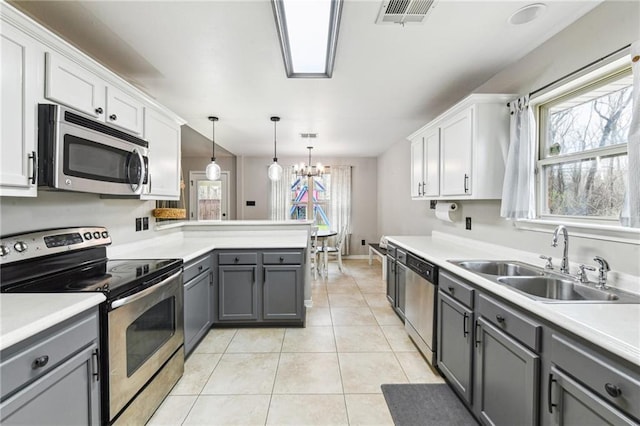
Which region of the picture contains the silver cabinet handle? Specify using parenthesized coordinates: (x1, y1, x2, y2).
(111, 270, 181, 310)
(417, 182, 422, 196)
(28, 151, 37, 185)
(464, 174, 469, 193)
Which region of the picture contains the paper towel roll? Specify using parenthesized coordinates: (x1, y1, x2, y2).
(435, 202, 458, 222)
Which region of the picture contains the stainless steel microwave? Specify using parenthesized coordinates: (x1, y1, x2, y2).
(38, 104, 149, 196)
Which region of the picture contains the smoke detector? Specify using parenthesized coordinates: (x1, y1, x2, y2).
(376, 0, 438, 25)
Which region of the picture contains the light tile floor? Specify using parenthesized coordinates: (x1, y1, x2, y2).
(148, 259, 443, 426)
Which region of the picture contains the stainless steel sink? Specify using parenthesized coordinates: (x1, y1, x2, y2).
(454, 260, 542, 277)
(448, 259, 640, 303)
(496, 276, 622, 301)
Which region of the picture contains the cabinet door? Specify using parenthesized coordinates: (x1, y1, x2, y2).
(410, 137, 424, 198)
(218, 265, 258, 321)
(437, 291, 474, 404)
(475, 317, 539, 426)
(1, 22, 38, 197)
(549, 367, 636, 426)
(0, 344, 100, 425)
(396, 263, 407, 318)
(141, 108, 181, 200)
(441, 107, 473, 196)
(184, 272, 212, 355)
(105, 85, 143, 134)
(386, 257, 396, 306)
(45, 52, 105, 119)
(263, 265, 303, 320)
(423, 127, 440, 197)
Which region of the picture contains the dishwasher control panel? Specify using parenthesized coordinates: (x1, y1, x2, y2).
(406, 253, 437, 283)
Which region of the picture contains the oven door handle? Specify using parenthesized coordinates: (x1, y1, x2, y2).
(110, 270, 181, 310)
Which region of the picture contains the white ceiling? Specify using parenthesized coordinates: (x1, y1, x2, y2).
(11, 0, 601, 158)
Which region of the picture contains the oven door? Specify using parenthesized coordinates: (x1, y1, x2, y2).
(106, 269, 183, 421)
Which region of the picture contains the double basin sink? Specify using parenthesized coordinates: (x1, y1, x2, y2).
(449, 260, 640, 303)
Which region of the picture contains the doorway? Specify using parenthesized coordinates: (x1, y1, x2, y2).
(189, 171, 229, 220)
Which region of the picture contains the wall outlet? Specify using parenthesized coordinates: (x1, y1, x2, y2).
(142, 217, 149, 230)
(465, 217, 472, 230)
(361, 239, 366, 246)
(135, 217, 142, 232)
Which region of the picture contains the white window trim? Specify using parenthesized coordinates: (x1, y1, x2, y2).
(522, 53, 638, 244)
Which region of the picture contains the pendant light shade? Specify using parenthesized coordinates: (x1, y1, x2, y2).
(268, 116, 283, 181)
(206, 116, 221, 181)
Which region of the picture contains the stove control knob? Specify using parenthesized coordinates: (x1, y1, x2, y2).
(101, 231, 109, 239)
(84, 232, 92, 240)
(93, 231, 101, 239)
(0, 245, 9, 257)
(14, 241, 28, 253)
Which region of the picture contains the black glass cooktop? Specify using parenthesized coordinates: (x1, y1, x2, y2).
(1, 252, 181, 300)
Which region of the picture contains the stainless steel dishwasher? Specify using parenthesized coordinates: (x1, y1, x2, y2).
(404, 252, 438, 367)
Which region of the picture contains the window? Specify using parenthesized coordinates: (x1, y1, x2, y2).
(290, 174, 332, 229)
(536, 66, 632, 222)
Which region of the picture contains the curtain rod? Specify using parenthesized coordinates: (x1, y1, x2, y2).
(507, 44, 631, 107)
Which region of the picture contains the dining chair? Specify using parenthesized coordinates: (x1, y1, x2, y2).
(324, 225, 348, 273)
(309, 226, 321, 279)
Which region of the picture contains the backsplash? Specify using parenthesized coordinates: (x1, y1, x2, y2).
(0, 191, 160, 245)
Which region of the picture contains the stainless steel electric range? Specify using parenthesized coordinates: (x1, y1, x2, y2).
(0, 227, 184, 425)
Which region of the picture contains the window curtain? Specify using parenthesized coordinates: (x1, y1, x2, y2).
(269, 166, 293, 221)
(329, 165, 352, 255)
(620, 40, 640, 228)
(500, 95, 536, 220)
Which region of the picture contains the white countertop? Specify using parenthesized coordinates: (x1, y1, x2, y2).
(0, 293, 105, 351)
(108, 230, 309, 262)
(387, 232, 640, 366)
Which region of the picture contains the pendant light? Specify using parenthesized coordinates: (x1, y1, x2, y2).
(206, 116, 221, 181)
(268, 116, 283, 181)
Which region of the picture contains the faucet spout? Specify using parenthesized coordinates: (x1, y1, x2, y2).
(552, 225, 570, 274)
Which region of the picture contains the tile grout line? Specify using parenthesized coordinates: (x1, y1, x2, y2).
(263, 328, 286, 426)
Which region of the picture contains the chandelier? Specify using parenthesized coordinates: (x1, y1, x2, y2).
(294, 146, 324, 177)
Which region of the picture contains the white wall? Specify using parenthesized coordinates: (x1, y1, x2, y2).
(377, 1, 640, 277)
(237, 155, 378, 255)
(0, 191, 159, 245)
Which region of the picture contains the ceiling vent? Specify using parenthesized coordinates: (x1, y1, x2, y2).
(300, 133, 318, 139)
(375, 0, 437, 25)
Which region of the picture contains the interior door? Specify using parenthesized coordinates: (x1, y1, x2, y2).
(189, 171, 229, 220)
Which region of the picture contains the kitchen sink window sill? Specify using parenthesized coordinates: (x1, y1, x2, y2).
(513, 218, 640, 245)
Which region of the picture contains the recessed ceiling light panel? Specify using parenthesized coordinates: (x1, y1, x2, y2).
(508, 3, 547, 25)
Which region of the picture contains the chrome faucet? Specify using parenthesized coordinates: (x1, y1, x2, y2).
(551, 225, 570, 274)
(593, 256, 610, 289)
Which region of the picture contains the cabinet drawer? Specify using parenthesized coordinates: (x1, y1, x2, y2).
(263, 252, 302, 265)
(551, 334, 640, 420)
(1, 312, 98, 399)
(396, 249, 407, 264)
(218, 252, 258, 265)
(387, 245, 397, 259)
(439, 271, 474, 308)
(183, 255, 211, 282)
(477, 294, 540, 352)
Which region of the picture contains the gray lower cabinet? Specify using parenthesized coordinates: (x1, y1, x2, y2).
(183, 254, 213, 356)
(263, 265, 303, 320)
(548, 334, 640, 425)
(386, 245, 406, 320)
(214, 249, 304, 325)
(437, 290, 474, 404)
(549, 367, 637, 426)
(475, 317, 540, 426)
(218, 264, 258, 321)
(0, 309, 101, 425)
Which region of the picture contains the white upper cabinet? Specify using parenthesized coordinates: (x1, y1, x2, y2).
(440, 107, 473, 196)
(423, 127, 440, 197)
(408, 94, 512, 200)
(410, 127, 440, 199)
(410, 137, 425, 198)
(0, 19, 39, 197)
(45, 52, 144, 135)
(141, 108, 181, 200)
(105, 85, 143, 134)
